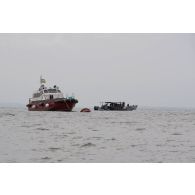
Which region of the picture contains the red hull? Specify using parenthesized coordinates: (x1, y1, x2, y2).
(27, 98, 78, 112)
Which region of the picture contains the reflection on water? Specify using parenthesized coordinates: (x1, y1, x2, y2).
(0, 107, 195, 163)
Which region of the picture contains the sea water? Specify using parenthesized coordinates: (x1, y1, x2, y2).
(0, 107, 195, 163)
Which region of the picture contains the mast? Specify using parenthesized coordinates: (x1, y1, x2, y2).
(39, 75, 46, 91)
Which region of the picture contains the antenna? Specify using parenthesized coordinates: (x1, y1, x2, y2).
(40, 75, 42, 85)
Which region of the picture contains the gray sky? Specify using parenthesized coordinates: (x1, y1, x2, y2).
(0, 33, 195, 107)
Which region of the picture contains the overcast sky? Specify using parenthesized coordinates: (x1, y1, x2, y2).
(0, 33, 195, 107)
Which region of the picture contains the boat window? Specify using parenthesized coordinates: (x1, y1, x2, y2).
(33, 93, 41, 98)
(48, 89, 57, 93)
(57, 90, 61, 93)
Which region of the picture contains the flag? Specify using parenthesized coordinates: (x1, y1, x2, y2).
(40, 76, 46, 84)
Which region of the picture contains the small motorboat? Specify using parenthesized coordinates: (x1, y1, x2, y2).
(80, 108, 91, 112)
(94, 102, 138, 111)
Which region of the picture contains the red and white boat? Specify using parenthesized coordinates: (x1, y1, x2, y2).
(26, 77, 78, 111)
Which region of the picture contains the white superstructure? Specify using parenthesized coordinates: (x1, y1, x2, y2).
(29, 77, 64, 102)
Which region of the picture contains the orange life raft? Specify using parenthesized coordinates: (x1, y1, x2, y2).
(80, 108, 91, 112)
